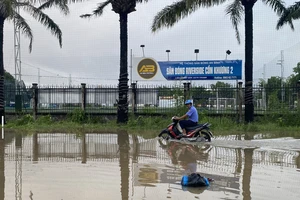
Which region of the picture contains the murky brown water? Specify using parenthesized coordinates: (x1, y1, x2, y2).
(0, 132, 299, 200)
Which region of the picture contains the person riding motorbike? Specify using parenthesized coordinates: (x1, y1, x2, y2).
(174, 99, 198, 135)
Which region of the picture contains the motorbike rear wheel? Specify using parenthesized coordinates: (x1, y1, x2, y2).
(200, 131, 212, 142)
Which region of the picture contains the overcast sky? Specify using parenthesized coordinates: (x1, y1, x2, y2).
(3, 0, 300, 86)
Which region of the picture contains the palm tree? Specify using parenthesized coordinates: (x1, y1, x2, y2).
(81, 0, 149, 124)
(151, 0, 285, 123)
(0, 0, 70, 118)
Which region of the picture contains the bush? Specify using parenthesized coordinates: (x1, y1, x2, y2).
(15, 114, 34, 126)
(68, 109, 87, 123)
(36, 115, 53, 125)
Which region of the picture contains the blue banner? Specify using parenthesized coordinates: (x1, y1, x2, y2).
(158, 60, 242, 80)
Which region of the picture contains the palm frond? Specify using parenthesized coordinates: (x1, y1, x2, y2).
(12, 12, 33, 51)
(31, 0, 85, 4)
(275, 2, 300, 29)
(276, 10, 294, 30)
(67, 0, 86, 3)
(262, 0, 286, 15)
(151, 1, 192, 32)
(38, 0, 70, 15)
(80, 0, 111, 18)
(22, 4, 63, 48)
(152, 0, 226, 32)
(0, 0, 14, 18)
(136, 0, 149, 3)
(186, 0, 227, 8)
(80, 14, 92, 18)
(287, 1, 300, 19)
(225, 0, 243, 44)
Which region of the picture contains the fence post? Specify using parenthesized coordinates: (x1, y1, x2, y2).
(131, 82, 137, 114)
(297, 80, 300, 111)
(33, 133, 39, 162)
(238, 82, 243, 123)
(183, 82, 191, 101)
(15, 84, 22, 113)
(81, 133, 87, 164)
(32, 83, 38, 120)
(81, 83, 86, 112)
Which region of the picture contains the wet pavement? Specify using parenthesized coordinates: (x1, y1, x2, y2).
(0, 132, 300, 200)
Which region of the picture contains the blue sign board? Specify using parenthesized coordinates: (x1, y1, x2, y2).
(158, 60, 242, 80)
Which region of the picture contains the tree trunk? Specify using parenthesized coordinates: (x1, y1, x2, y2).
(243, 2, 255, 123)
(0, 17, 5, 119)
(117, 13, 129, 124)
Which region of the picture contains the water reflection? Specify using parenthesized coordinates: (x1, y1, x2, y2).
(297, 151, 300, 170)
(158, 141, 211, 175)
(242, 148, 254, 200)
(117, 131, 130, 200)
(15, 134, 22, 200)
(0, 139, 4, 200)
(33, 133, 38, 163)
(0, 133, 299, 200)
(81, 133, 87, 164)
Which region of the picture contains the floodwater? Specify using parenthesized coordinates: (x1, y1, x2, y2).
(0, 132, 300, 200)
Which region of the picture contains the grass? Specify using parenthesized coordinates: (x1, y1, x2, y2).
(3, 112, 300, 139)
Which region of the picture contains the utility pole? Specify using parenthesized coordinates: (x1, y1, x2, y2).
(14, 3, 21, 92)
(277, 50, 284, 102)
(38, 68, 40, 85)
(69, 74, 72, 87)
(130, 49, 133, 84)
(262, 64, 266, 110)
(14, 1, 22, 112)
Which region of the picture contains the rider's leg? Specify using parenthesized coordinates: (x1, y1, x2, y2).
(179, 120, 188, 135)
(180, 120, 197, 135)
(176, 123, 183, 134)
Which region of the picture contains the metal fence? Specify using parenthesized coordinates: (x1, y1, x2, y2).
(4, 82, 300, 115)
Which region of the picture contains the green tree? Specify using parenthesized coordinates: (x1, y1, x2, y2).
(265, 76, 282, 103)
(157, 86, 183, 97)
(0, 0, 69, 117)
(210, 81, 234, 99)
(285, 63, 300, 108)
(4, 70, 15, 83)
(81, 0, 149, 124)
(190, 85, 210, 107)
(151, 0, 285, 123)
(286, 62, 300, 86)
(268, 92, 281, 110)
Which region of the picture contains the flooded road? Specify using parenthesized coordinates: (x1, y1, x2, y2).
(0, 132, 300, 200)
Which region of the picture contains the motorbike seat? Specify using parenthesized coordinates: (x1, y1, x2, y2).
(186, 123, 210, 131)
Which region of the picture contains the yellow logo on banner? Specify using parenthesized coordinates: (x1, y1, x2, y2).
(139, 65, 155, 73)
(137, 58, 158, 79)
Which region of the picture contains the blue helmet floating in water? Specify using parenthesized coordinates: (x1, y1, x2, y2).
(185, 99, 192, 105)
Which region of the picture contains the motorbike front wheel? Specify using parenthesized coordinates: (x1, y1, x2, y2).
(158, 129, 170, 140)
(158, 130, 170, 148)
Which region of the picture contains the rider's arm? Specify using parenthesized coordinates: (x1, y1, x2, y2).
(176, 114, 187, 120)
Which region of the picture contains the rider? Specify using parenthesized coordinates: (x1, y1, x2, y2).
(174, 99, 198, 135)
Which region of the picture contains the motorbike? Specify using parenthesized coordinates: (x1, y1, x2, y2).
(158, 117, 213, 142)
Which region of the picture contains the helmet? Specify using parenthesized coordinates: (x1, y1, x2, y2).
(184, 99, 192, 105)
